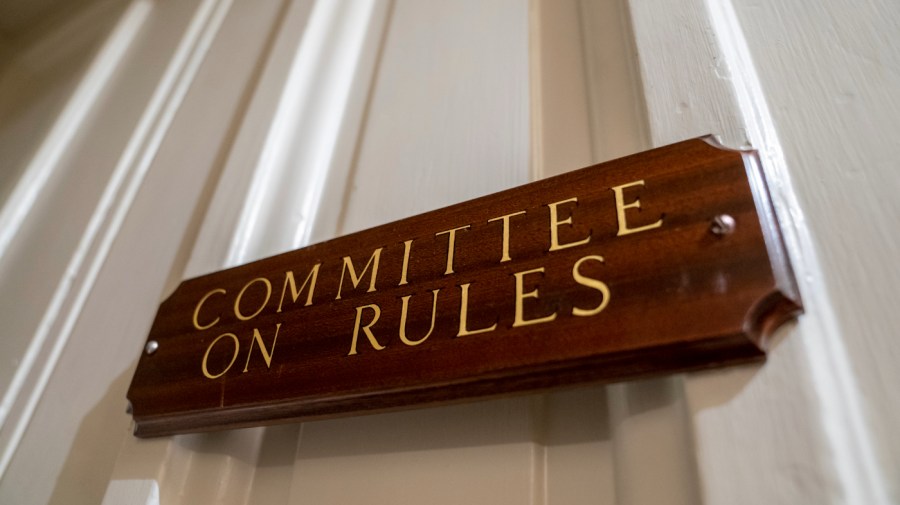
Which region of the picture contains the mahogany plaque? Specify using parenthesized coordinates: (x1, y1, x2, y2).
(127, 137, 801, 437)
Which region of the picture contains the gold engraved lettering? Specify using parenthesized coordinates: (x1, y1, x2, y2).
(487, 210, 526, 262)
(201, 333, 240, 379)
(277, 264, 320, 312)
(348, 304, 385, 355)
(611, 179, 663, 236)
(571, 255, 611, 316)
(512, 267, 558, 327)
(337, 248, 383, 300)
(435, 225, 470, 275)
(457, 283, 497, 336)
(193, 288, 226, 330)
(235, 277, 272, 321)
(399, 239, 413, 286)
(547, 197, 591, 251)
(243, 323, 282, 372)
(399, 289, 440, 346)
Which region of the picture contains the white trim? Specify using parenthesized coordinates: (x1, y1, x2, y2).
(0, 1, 148, 265)
(226, 0, 387, 265)
(101, 479, 160, 505)
(575, 0, 649, 161)
(527, 0, 545, 181)
(100, 1, 394, 500)
(702, 1, 890, 502)
(0, 0, 153, 443)
(0, 0, 234, 480)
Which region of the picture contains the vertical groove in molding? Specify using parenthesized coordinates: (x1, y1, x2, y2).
(529, 3, 635, 504)
(324, 0, 394, 242)
(527, 0, 593, 180)
(0, 0, 233, 481)
(548, 1, 691, 501)
(703, 1, 890, 502)
(225, 0, 390, 265)
(576, 0, 650, 161)
(607, 379, 701, 505)
(158, 0, 296, 299)
(530, 0, 649, 178)
(527, 0, 545, 181)
(529, 396, 548, 505)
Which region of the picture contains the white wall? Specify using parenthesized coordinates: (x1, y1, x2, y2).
(0, 0, 897, 503)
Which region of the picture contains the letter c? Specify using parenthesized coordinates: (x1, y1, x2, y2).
(193, 288, 226, 330)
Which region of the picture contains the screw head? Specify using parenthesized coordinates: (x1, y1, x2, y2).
(710, 214, 736, 236)
(145, 340, 159, 355)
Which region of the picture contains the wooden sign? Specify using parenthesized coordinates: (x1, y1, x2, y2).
(127, 137, 801, 437)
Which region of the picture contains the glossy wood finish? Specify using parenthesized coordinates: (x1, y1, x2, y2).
(127, 137, 800, 437)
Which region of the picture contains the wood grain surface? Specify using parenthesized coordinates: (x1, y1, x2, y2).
(127, 137, 801, 437)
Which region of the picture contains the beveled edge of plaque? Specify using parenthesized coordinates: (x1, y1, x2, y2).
(131, 334, 767, 437)
(701, 135, 803, 350)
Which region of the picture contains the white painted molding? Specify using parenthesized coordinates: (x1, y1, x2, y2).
(627, 0, 893, 503)
(102, 479, 160, 505)
(528, 0, 593, 179)
(0, 1, 150, 266)
(576, 0, 649, 162)
(101, 1, 394, 501)
(0, 0, 233, 481)
(186, 0, 392, 276)
(537, 3, 698, 502)
(695, 1, 890, 502)
(335, 0, 530, 235)
(225, 0, 390, 265)
(0, 0, 154, 467)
